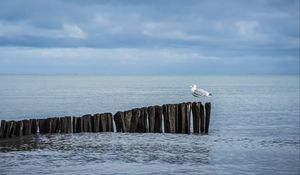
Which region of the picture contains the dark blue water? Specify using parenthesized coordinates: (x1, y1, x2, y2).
(0, 75, 299, 174)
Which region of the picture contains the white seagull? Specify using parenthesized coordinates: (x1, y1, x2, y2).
(190, 84, 212, 99)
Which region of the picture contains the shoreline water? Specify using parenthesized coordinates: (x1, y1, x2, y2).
(0, 75, 299, 174)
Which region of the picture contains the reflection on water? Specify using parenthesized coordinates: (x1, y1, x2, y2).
(0, 133, 211, 165)
(0, 132, 299, 175)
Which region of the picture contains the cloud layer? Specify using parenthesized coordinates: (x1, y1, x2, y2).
(0, 0, 299, 74)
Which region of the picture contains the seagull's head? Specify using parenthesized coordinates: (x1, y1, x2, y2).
(190, 84, 197, 90)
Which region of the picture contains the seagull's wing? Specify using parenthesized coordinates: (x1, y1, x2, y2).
(193, 88, 209, 96)
(192, 91, 202, 97)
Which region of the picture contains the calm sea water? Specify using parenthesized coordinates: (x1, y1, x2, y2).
(0, 75, 299, 175)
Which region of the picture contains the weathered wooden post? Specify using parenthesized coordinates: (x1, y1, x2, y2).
(137, 107, 148, 132)
(162, 104, 169, 132)
(15, 120, 23, 137)
(65, 116, 72, 133)
(75, 117, 83, 133)
(107, 113, 113, 132)
(3, 121, 9, 138)
(59, 117, 66, 133)
(38, 119, 46, 134)
(62, 116, 70, 133)
(31, 119, 38, 134)
(192, 102, 200, 133)
(174, 104, 179, 133)
(124, 110, 132, 132)
(147, 106, 156, 133)
(93, 114, 101, 132)
(114, 111, 126, 132)
(52, 117, 59, 133)
(170, 104, 177, 133)
(99, 113, 113, 132)
(100, 113, 108, 132)
(205, 102, 211, 134)
(23, 119, 32, 135)
(199, 103, 205, 133)
(73, 117, 77, 133)
(82, 115, 92, 132)
(154, 105, 163, 133)
(5, 121, 15, 138)
(185, 102, 191, 134)
(163, 104, 176, 133)
(4, 121, 11, 138)
(10, 121, 17, 138)
(45, 118, 53, 133)
(130, 108, 141, 132)
(143, 107, 149, 132)
(178, 103, 183, 132)
(177, 103, 186, 133)
(0, 120, 7, 138)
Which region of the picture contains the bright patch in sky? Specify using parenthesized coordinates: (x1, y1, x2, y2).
(63, 23, 87, 39)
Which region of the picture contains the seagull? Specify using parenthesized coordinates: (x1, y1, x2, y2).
(190, 84, 212, 99)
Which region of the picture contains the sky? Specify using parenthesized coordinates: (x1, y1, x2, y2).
(0, 0, 299, 75)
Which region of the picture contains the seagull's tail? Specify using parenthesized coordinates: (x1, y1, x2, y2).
(208, 93, 212, 97)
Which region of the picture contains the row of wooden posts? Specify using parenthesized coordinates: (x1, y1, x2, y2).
(0, 102, 211, 139)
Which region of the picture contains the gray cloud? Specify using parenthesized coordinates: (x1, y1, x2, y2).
(0, 0, 298, 74)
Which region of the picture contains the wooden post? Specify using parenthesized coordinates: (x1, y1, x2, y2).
(93, 114, 101, 132)
(3, 121, 9, 138)
(76, 117, 83, 133)
(137, 107, 148, 132)
(23, 119, 32, 135)
(162, 104, 169, 133)
(45, 118, 52, 133)
(51, 118, 57, 133)
(124, 110, 132, 132)
(143, 107, 149, 133)
(4, 121, 14, 138)
(163, 104, 176, 133)
(38, 119, 46, 134)
(100, 113, 108, 132)
(192, 102, 200, 133)
(177, 103, 186, 133)
(62, 116, 70, 133)
(107, 113, 113, 132)
(82, 115, 92, 132)
(15, 120, 23, 137)
(175, 104, 179, 133)
(73, 117, 77, 133)
(51, 117, 62, 133)
(0, 120, 7, 138)
(82, 115, 88, 132)
(147, 106, 155, 133)
(170, 104, 177, 133)
(114, 111, 126, 132)
(205, 102, 211, 134)
(185, 102, 191, 134)
(154, 105, 163, 133)
(200, 103, 205, 133)
(65, 116, 72, 133)
(8, 121, 16, 138)
(30, 119, 38, 135)
(130, 108, 141, 132)
(59, 117, 66, 133)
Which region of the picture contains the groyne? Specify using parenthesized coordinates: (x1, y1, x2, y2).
(0, 102, 211, 139)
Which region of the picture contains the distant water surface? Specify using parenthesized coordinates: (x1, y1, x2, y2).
(0, 75, 299, 174)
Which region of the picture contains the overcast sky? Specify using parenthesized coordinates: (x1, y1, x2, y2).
(0, 0, 299, 74)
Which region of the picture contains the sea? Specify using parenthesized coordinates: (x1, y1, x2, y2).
(0, 75, 299, 175)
